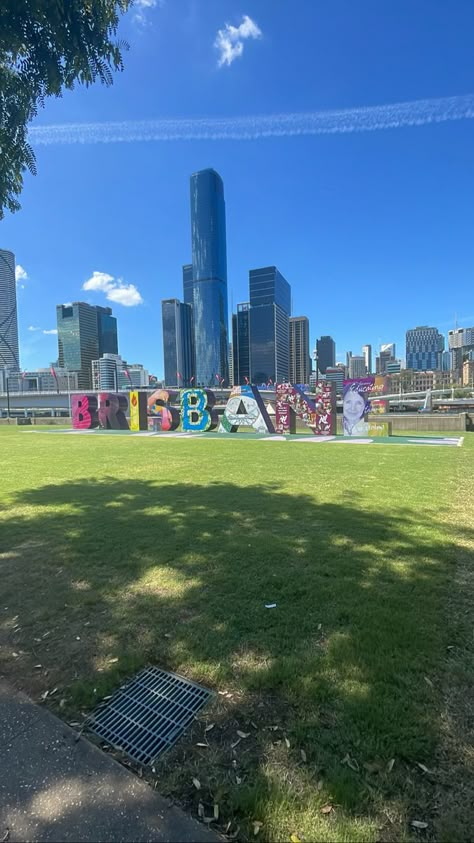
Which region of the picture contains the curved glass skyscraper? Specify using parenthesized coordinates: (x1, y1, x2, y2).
(190, 169, 229, 386)
(0, 249, 20, 369)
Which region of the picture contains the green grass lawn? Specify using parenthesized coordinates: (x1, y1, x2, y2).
(1, 427, 473, 841)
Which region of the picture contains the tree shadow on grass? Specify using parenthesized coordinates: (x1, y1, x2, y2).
(1, 478, 473, 840)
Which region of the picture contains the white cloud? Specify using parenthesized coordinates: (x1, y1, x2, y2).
(43, 328, 58, 335)
(105, 284, 143, 307)
(133, 0, 161, 26)
(215, 14, 262, 67)
(15, 264, 28, 283)
(82, 270, 144, 307)
(82, 271, 114, 292)
(28, 325, 40, 332)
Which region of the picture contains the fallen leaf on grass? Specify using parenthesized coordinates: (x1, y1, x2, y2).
(424, 676, 434, 688)
(290, 835, 302, 843)
(320, 804, 333, 814)
(205, 723, 215, 733)
(253, 821, 263, 835)
(386, 758, 395, 773)
(196, 742, 208, 748)
(237, 730, 250, 739)
(284, 737, 291, 749)
(192, 778, 201, 790)
(417, 762, 431, 774)
(411, 820, 428, 829)
(34, 664, 42, 669)
(300, 749, 307, 762)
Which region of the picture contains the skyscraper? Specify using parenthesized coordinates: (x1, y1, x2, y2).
(349, 356, 366, 379)
(406, 326, 444, 371)
(249, 266, 291, 384)
(182, 264, 193, 306)
(376, 343, 397, 374)
(97, 306, 118, 356)
(161, 298, 194, 386)
(56, 302, 116, 390)
(190, 169, 229, 386)
(362, 344, 372, 374)
(289, 316, 311, 384)
(232, 302, 250, 386)
(316, 336, 335, 374)
(0, 248, 20, 369)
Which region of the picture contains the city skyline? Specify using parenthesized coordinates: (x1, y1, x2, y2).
(1, 234, 473, 386)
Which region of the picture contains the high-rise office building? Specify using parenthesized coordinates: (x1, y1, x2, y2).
(316, 336, 335, 374)
(249, 266, 291, 384)
(325, 366, 345, 395)
(0, 249, 20, 369)
(190, 169, 229, 386)
(362, 344, 372, 374)
(349, 356, 366, 379)
(97, 306, 118, 356)
(161, 298, 194, 387)
(376, 343, 397, 374)
(182, 264, 193, 306)
(232, 302, 250, 386)
(406, 326, 444, 371)
(448, 327, 474, 349)
(448, 327, 474, 374)
(289, 316, 311, 384)
(92, 354, 149, 391)
(56, 302, 115, 390)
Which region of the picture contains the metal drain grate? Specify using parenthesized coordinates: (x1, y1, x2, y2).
(88, 667, 212, 765)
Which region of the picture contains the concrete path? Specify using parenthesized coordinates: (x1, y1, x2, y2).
(0, 680, 218, 842)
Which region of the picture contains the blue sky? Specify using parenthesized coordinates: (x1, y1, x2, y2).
(3, 0, 474, 375)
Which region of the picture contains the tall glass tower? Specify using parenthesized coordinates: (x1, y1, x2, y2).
(0, 249, 20, 369)
(249, 266, 291, 384)
(190, 169, 229, 386)
(56, 302, 117, 389)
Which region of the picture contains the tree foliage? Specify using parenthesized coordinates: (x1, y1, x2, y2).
(0, 0, 131, 218)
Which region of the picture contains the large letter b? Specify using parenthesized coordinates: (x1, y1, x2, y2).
(180, 389, 217, 432)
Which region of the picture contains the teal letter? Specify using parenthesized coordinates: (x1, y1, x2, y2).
(180, 389, 217, 432)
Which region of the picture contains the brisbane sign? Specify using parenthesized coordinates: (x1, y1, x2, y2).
(71, 382, 337, 436)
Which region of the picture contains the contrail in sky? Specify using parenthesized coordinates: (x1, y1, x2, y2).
(29, 94, 474, 146)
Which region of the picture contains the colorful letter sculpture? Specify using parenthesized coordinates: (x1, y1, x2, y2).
(72, 394, 98, 429)
(342, 379, 373, 436)
(368, 421, 392, 437)
(181, 388, 217, 432)
(129, 391, 148, 431)
(370, 376, 389, 415)
(147, 389, 180, 431)
(98, 392, 129, 430)
(275, 382, 336, 435)
(219, 385, 275, 434)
